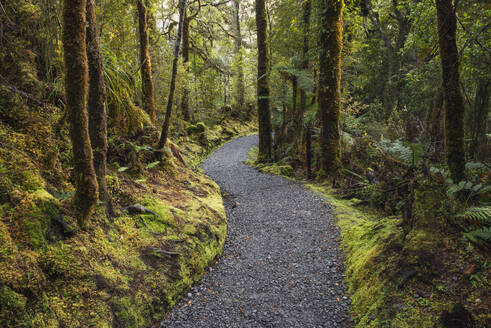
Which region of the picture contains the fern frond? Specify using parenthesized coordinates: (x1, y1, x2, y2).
(464, 227, 491, 243)
(457, 206, 491, 223)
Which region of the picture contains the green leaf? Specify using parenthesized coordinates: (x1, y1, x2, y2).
(118, 167, 129, 172)
(146, 161, 160, 169)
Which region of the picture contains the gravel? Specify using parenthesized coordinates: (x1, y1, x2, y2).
(159, 135, 350, 328)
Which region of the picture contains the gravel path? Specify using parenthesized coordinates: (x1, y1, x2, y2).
(159, 135, 350, 328)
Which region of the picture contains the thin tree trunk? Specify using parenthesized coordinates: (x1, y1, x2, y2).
(62, 0, 98, 228)
(306, 123, 312, 179)
(158, 0, 187, 150)
(256, 0, 272, 162)
(436, 0, 465, 181)
(86, 0, 113, 218)
(137, 0, 156, 123)
(317, 0, 343, 180)
(429, 89, 444, 161)
(181, 9, 192, 121)
(287, 76, 297, 148)
(297, 0, 311, 166)
(233, 0, 245, 116)
(471, 81, 489, 161)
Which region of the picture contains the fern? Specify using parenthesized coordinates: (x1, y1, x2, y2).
(379, 140, 423, 166)
(464, 227, 491, 243)
(457, 206, 491, 224)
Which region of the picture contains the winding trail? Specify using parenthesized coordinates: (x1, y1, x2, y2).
(160, 135, 349, 328)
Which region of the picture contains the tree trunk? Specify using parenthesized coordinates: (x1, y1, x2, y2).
(317, 0, 343, 180)
(181, 10, 192, 121)
(429, 89, 445, 161)
(297, 0, 311, 166)
(471, 81, 489, 161)
(286, 76, 297, 148)
(137, 0, 156, 123)
(62, 0, 98, 228)
(306, 123, 313, 179)
(256, 0, 272, 162)
(86, 0, 113, 218)
(365, 0, 410, 118)
(436, 0, 465, 181)
(158, 0, 187, 150)
(232, 0, 245, 116)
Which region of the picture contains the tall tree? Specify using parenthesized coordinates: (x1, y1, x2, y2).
(317, 0, 343, 179)
(232, 0, 245, 116)
(296, 0, 311, 165)
(180, 2, 201, 121)
(86, 0, 113, 217)
(364, 0, 411, 117)
(181, 9, 192, 121)
(137, 0, 156, 123)
(470, 81, 488, 162)
(256, 0, 272, 162)
(435, 0, 465, 181)
(158, 0, 187, 150)
(62, 0, 98, 228)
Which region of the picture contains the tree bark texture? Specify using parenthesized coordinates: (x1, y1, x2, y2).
(62, 0, 98, 228)
(296, 0, 311, 165)
(256, 0, 272, 162)
(233, 0, 245, 116)
(158, 0, 187, 150)
(137, 0, 156, 123)
(317, 0, 343, 179)
(181, 9, 192, 121)
(471, 81, 489, 161)
(86, 0, 113, 217)
(435, 0, 465, 181)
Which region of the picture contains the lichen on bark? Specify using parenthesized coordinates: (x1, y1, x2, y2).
(62, 0, 98, 228)
(317, 0, 343, 180)
(255, 0, 272, 163)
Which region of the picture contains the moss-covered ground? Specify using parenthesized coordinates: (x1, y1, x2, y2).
(0, 115, 256, 327)
(247, 146, 490, 327)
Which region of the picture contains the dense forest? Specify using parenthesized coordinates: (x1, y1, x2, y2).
(0, 0, 489, 326)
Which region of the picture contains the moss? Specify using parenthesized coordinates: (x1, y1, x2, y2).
(0, 115, 254, 327)
(307, 185, 454, 327)
(246, 146, 293, 177)
(0, 285, 27, 327)
(112, 295, 147, 328)
(186, 122, 207, 135)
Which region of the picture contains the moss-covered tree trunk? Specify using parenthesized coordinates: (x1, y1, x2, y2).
(158, 0, 187, 150)
(435, 0, 465, 181)
(137, 0, 156, 123)
(256, 0, 272, 163)
(296, 0, 311, 166)
(62, 0, 98, 228)
(233, 0, 245, 117)
(86, 0, 113, 217)
(317, 0, 343, 180)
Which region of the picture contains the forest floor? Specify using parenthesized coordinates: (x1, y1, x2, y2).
(159, 135, 350, 327)
(0, 113, 256, 328)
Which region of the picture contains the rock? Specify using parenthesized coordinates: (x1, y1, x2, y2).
(124, 204, 158, 216)
(464, 264, 477, 276)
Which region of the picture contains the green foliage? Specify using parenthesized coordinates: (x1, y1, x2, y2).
(379, 140, 424, 166)
(102, 46, 152, 134)
(464, 227, 491, 243)
(457, 206, 491, 223)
